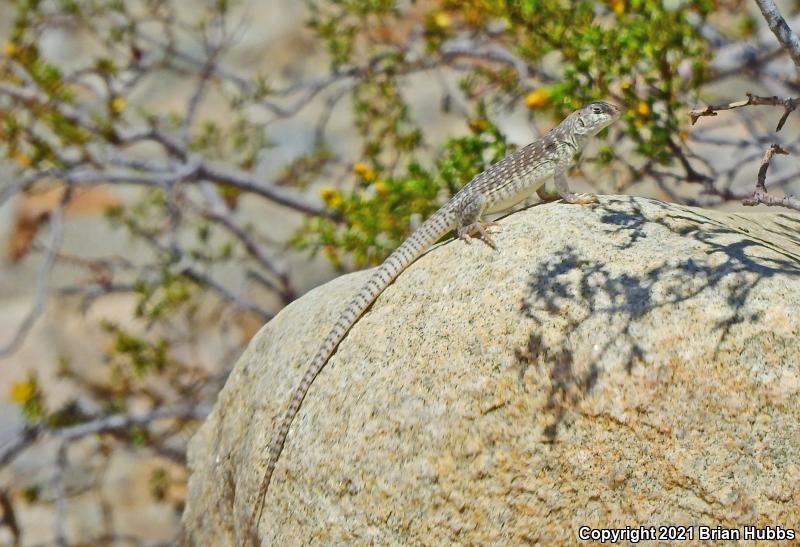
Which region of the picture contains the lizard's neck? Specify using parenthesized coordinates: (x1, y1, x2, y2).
(554, 121, 582, 154)
(563, 117, 587, 149)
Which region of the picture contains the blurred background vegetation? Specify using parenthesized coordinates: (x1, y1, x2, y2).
(1, 0, 799, 544)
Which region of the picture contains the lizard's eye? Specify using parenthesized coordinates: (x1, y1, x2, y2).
(592, 106, 602, 114)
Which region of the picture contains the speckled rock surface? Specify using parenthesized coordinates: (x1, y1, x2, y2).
(181, 196, 800, 545)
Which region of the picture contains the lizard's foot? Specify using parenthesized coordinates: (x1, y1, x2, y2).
(458, 221, 500, 249)
(561, 192, 598, 205)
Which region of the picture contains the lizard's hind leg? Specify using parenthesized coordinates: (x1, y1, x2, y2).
(456, 194, 500, 249)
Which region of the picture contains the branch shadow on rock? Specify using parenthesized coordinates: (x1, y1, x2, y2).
(516, 196, 800, 441)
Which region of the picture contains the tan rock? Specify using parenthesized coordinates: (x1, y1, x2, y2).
(182, 196, 800, 545)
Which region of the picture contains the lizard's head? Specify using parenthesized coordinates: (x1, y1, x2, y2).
(569, 101, 621, 137)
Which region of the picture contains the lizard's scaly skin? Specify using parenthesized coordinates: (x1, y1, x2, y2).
(250, 101, 621, 537)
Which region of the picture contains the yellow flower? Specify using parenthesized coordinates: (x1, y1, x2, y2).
(319, 186, 337, 199)
(319, 186, 343, 208)
(353, 162, 376, 181)
(525, 88, 550, 109)
(328, 193, 343, 208)
(636, 101, 650, 116)
(373, 181, 389, 195)
(433, 11, 451, 28)
(14, 151, 31, 168)
(9, 380, 34, 403)
(110, 96, 127, 114)
(2, 41, 17, 57)
(468, 118, 490, 132)
(611, 0, 625, 16)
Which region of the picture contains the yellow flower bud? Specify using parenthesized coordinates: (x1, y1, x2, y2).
(525, 88, 550, 109)
(319, 186, 343, 208)
(14, 152, 31, 168)
(2, 41, 17, 57)
(353, 162, 376, 181)
(110, 96, 127, 114)
(611, 0, 625, 16)
(373, 181, 389, 195)
(433, 11, 451, 28)
(468, 118, 490, 133)
(9, 380, 34, 403)
(636, 101, 650, 116)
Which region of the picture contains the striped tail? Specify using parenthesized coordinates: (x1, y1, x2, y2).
(249, 207, 456, 535)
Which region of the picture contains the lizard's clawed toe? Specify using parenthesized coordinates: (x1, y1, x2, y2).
(459, 221, 500, 249)
(563, 192, 598, 205)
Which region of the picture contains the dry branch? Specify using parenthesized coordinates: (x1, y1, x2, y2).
(689, 93, 800, 130)
(754, 0, 800, 73)
(741, 144, 800, 210)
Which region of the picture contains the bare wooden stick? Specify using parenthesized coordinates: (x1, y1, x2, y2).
(742, 144, 800, 210)
(689, 93, 800, 130)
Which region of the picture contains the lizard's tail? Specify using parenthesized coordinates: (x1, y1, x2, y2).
(249, 207, 456, 537)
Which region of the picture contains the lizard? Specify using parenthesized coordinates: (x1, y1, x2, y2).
(249, 100, 621, 539)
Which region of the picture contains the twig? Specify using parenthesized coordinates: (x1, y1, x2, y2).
(0, 489, 20, 543)
(55, 162, 334, 219)
(0, 80, 333, 219)
(179, 20, 225, 143)
(0, 405, 210, 471)
(197, 161, 335, 218)
(125, 222, 274, 320)
(52, 405, 210, 440)
(179, 266, 272, 320)
(0, 426, 42, 467)
(200, 208, 295, 303)
(689, 92, 800, 130)
(754, 0, 800, 73)
(0, 170, 61, 208)
(667, 139, 712, 184)
(53, 441, 68, 547)
(742, 144, 800, 210)
(708, 14, 800, 82)
(0, 79, 101, 134)
(0, 202, 67, 358)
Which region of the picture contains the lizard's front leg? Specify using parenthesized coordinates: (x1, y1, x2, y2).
(554, 167, 598, 205)
(456, 193, 499, 249)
